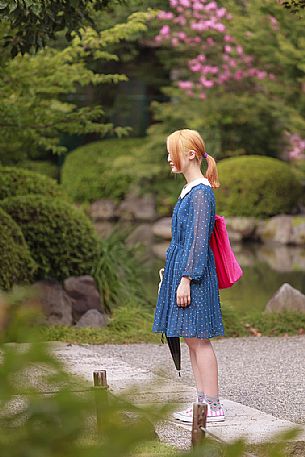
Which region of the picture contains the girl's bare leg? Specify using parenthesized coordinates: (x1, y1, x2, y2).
(184, 337, 219, 397)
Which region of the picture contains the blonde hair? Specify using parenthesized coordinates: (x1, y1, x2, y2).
(167, 129, 220, 188)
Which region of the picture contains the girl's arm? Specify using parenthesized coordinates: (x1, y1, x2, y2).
(180, 187, 212, 282)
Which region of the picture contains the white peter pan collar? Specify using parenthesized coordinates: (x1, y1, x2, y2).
(179, 177, 211, 199)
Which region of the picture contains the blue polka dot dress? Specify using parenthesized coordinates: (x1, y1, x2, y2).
(152, 178, 225, 339)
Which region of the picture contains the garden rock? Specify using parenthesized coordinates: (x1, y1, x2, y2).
(63, 275, 105, 323)
(75, 309, 108, 328)
(152, 217, 172, 240)
(225, 217, 258, 242)
(117, 188, 156, 221)
(265, 283, 305, 313)
(90, 199, 117, 221)
(257, 216, 293, 244)
(33, 279, 73, 325)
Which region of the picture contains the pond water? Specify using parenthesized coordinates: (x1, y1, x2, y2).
(144, 241, 305, 315)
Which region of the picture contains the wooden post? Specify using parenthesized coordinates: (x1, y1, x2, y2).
(93, 370, 109, 388)
(93, 370, 108, 436)
(191, 402, 207, 447)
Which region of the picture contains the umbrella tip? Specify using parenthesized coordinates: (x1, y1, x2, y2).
(178, 370, 181, 377)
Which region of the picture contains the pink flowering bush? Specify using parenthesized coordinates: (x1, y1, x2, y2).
(154, 0, 274, 99)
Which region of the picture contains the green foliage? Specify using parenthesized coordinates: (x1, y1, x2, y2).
(215, 155, 303, 217)
(0, 195, 99, 281)
(0, 11, 153, 161)
(16, 160, 59, 180)
(0, 166, 63, 200)
(93, 227, 151, 313)
(0, 0, 120, 56)
(0, 208, 36, 290)
(61, 137, 156, 202)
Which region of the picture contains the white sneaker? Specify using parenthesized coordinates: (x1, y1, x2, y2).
(172, 403, 225, 423)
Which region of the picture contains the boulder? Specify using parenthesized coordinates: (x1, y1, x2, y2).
(265, 283, 305, 313)
(89, 199, 117, 221)
(291, 217, 305, 245)
(94, 221, 116, 238)
(75, 309, 108, 328)
(63, 275, 105, 323)
(33, 279, 73, 325)
(225, 217, 258, 242)
(256, 215, 293, 244)
(152, 217, 172, 240)
(117, 188, 156, 221)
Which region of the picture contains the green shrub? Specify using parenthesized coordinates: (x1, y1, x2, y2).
(0, 166, 63, 200)
(0, 208, 36, 290)
(215, 155, 303, 217)
(16, 160, 59, 180)
(0, 196, 99, 281)
(61, 138, 150, 203)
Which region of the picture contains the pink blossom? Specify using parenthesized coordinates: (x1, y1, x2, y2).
(206, 37, 215, 45)
(160, 25, 170, 36)
(236, 45, 243, 55)
(178, 80, 194, 90)
(157, 11, 174, 20)
(193, 2, 204, 10)
(224, 34, 234, 42)
(200, 92, 206, 100)
(256, 70, 267, 79)
(174, 15, 186, 25)
(269, 15, 279, 31)
(224, 45, 232, 53)
(199, 77, 214, 88)
(216, 7, 227, 18)
(179, 0, 190, 7)
(170, 0, 178, 6)
(197, 54, 206, 62)
(204, 1, 217, 11)
(189, 61, 202, 72)
(234, 70, 244, 80)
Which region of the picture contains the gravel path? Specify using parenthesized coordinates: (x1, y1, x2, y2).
(82, 336, 305, 424)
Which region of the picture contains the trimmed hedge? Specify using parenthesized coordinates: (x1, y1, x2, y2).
(0, 166, 63, 200)
(215, 155, 303, 217)
(0, 196, 99, 281)
(61, 138, 148, 203)
(0, 208, 36, 290)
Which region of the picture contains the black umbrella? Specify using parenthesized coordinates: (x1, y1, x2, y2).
(161, 332, 181, 377)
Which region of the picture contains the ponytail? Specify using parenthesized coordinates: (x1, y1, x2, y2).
(204, 153, 220, 188)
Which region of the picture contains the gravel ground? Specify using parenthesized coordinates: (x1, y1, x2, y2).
(83, 336, 305, 425)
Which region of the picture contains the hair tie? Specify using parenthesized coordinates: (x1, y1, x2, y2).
(203, 152, 208, 158)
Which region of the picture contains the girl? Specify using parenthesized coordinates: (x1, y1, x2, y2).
(152, 129, 225, 423)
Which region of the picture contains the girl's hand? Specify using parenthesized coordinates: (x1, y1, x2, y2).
(176, 276, 191, 307)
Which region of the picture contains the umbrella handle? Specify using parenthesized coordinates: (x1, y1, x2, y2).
(158, 267, 165, 293)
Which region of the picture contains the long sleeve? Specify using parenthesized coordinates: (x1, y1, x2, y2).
(180, 187, 212, 282)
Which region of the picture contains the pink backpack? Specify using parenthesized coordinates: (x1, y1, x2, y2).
(209, 215, 243, 289)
